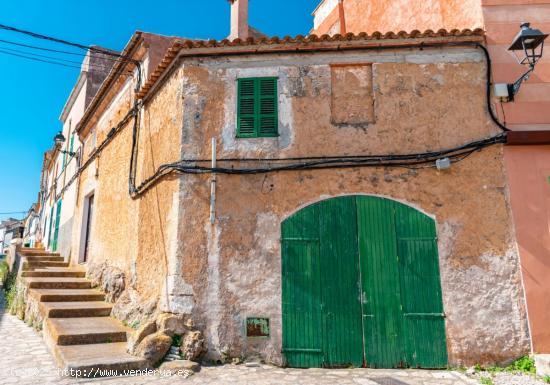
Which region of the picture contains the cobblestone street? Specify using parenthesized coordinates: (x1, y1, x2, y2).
(0, 286, 479, 385)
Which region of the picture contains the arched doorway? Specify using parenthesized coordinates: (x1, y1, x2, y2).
(281, 195, 447, 368)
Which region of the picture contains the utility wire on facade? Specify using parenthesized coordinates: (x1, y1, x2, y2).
(0, 23, 137, 63)
(0, 23, 510, 202)
(0, 48, 133, 74)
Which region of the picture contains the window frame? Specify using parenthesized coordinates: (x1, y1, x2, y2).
(236, 77, 279, 139)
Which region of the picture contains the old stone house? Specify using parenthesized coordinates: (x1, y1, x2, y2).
(13, 0, 548, 374)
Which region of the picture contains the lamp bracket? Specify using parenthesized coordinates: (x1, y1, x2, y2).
(507, 66, 534, 102)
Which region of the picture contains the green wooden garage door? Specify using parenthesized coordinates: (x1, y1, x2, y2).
(281, 195, 447, 369)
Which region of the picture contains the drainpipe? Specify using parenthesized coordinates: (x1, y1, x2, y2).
(210, 138, 217, 224)
(338, 0, 347, 35)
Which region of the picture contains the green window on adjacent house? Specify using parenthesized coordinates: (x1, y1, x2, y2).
(237, 77, 278, 138)
(47, 206, 54, 249)
(69, 134, 75, 155)
(62, 134, 75, 170)
(52, 200, 62, 252)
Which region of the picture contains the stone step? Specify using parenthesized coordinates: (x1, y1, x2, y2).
(52, 342, 148, 376)
(19, 247, 46, 254)
(29, 289, 105, 302)
(20, 250, 60, 256)
(45, 317, 130, 345)
(24, 255, 65, 262)
(24, 277, 92, 290)
(23, 261, 70, 269)
(22, 268, 86, 278)
(40, 301, 113, 318)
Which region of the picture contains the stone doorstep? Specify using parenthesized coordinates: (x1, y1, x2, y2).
(45, 317, 131, 345)
(52, 342, 148, 376)
(23, 261, 70, 269)
(29, 288, 106, 302)
(19, 250, 59, 256)
(22, 268, 86, 278)
(24, 277, 92, 290)
(39, 301, 113, 319)
(23, 255, 65, 262)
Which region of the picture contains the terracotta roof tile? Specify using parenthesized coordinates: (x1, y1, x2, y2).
(137, 28, 485, 99)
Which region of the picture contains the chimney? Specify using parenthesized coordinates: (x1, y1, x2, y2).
(228, 0, 249, 40)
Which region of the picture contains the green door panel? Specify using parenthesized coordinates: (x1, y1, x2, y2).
(281, 196, 447, 369)
(318, 197, 363, 368)
(282, 204, 323, 368)
(356, 196, 404, 368)
(395, 204, 447, 368)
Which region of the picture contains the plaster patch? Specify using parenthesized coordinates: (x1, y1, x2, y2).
(204, 222, 222, 359)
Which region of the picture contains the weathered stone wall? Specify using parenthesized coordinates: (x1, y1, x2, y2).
(158, 47, 530, 366)
(71, 63, 182, 329)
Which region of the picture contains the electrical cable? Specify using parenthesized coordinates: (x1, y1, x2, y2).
(475, 43, 510, 132)
(0, 23, 137, 63)
(0, 46, 133, 74)
(0, 37, 137, 64)
(128, 42, 511, 197)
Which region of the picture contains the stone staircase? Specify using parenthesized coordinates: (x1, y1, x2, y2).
(19, 248, 147, 375)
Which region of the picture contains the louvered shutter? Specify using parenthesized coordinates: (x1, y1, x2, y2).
(237, 77, 278, 138)
(258, 78, 278, 137)
(237, 79, 256, 137)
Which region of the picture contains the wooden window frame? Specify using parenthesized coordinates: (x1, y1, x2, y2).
(237, 77, 279, 138)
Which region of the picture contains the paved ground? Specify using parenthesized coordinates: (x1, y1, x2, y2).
(0, 285, 477, 385)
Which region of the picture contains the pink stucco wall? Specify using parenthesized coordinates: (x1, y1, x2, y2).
(312, 0, 484, 35)
(485, 0, 550, 354)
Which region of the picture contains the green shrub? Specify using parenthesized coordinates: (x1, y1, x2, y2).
(480, 376, 494, 385)
(3, 269, 18, 309)
(507, 356, 536, 375)
(543, 375, 550, 383)
(0, 261, 8, 283)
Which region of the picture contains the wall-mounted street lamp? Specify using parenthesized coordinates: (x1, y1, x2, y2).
(53, 131, 76, 157)
(494, 22, 548, 102)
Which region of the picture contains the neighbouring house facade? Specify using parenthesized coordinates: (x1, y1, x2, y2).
(57, 21, 532, 369)
(38, 49, 116, 256)
(22, 204, 40, 248)
(312, 0, 550, 365)
(0, 218, 21, 253)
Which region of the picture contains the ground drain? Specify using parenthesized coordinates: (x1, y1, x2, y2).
(370, 377, 411, 385)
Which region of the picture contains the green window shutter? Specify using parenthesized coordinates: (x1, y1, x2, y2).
(237, 77, 278, 138)
(69, 134, 75, 154)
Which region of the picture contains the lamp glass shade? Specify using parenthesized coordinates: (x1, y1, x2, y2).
(508, 22, 548, 51)
(53, 131, 65, 146)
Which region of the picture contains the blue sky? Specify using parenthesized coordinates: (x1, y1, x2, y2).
(0, 0, 319, 221)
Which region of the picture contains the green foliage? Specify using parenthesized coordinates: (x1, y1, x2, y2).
(3, 269, 17, 309)
(0, 260, 9, 283)
(543, 375, 550, 383)
(507, 356, 536, 374)
(479, 376, 494, 385)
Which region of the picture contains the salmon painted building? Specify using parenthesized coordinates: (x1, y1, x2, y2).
(10, 0, 550, 375)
